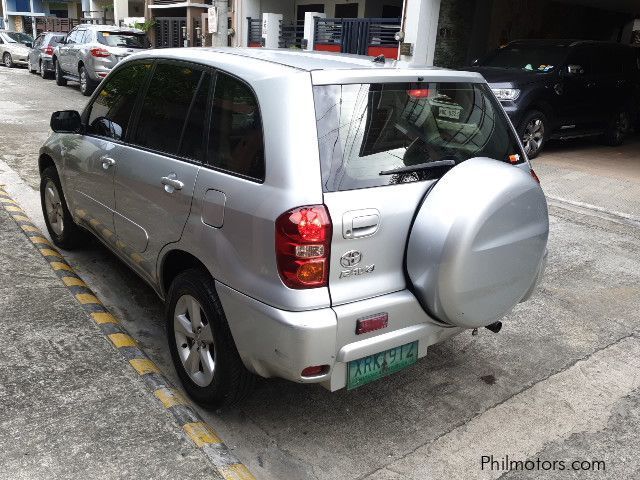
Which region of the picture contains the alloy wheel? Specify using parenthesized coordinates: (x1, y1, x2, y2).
(79, 68, 87, 94)
(522, 118, 545, 157)
(174, 295, 215, 387)
(3, 53, 11, 68)
(44, 179, 64, 236)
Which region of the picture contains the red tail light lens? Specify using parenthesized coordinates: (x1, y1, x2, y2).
(90, 47, 111, 58)
(276, 205, 332, 289)
(44, 45, 54, 55)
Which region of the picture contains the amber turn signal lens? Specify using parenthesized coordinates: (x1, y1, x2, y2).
(296, 261, 324, 284)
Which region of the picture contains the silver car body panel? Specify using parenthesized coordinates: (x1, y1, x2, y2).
(41, 48, 549, 390)
(0, 32, 30, 65)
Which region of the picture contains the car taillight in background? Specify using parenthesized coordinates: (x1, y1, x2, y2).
(90, 47, 111, 58)
(276, 205, 332, 289)
(43, 45, 54, 55)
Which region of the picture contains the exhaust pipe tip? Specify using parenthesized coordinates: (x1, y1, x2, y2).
(485, 321, 502, 333)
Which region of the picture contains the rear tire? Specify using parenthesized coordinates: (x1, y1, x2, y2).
(79, 65, 96, 96)
(517, 110, 548, 159)
(40, 60, 50, 79)
(166, 269, 254, 408)
(3, 52, 13, 68)
(603, 110, 630, 147)
(40, 166, 88, 250)
(54, 59, 67, 86)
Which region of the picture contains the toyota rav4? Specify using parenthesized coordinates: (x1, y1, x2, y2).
(39, 48, 549, 407)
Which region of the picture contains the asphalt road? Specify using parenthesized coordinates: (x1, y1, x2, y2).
(1, 64, 639, 480)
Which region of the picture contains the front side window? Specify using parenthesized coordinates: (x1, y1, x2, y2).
(131, 62, 205, 156)
(314, 82, 524, 192)
(87, 62, 151, 140)
(207, 72, 264, 181)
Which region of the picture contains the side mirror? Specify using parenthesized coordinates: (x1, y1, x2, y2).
(50, 110, 82, 133)
(566, 64, 584, 75)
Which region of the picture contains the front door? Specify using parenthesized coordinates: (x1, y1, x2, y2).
(113, 61, 209, 281)
(68, 60, 152, 237)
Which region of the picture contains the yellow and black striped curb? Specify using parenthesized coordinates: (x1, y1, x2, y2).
(0, 187, 256, 480)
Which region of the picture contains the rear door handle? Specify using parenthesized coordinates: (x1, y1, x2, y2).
(343, 209, 380, 239)
(101, 157, 116, 170)
(161, 174, 184, 192)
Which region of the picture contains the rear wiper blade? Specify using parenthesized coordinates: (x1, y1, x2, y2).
(379, 159, 456, 176)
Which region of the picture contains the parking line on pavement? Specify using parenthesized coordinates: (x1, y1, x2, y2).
(0, 187, 257, 480)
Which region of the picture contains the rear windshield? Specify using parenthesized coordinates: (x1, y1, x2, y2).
(4, 32, 32, 45)
(314, 82, 524, 192)
(97, 31, 146, 48)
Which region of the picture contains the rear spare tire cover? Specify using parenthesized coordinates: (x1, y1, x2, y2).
(407, 158, 548, 328)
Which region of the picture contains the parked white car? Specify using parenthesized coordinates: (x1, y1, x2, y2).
(0, 30, 33, 67)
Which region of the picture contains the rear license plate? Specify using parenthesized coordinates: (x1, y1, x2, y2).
(347, 341, 418, 390)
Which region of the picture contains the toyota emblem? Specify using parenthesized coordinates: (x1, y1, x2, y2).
(340, 250, 362, 268)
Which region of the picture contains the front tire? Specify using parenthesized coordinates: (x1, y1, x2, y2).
(166, 269, 254, 408)
(518, 110, 548, 159)
(603, 110, 631, 147)
(40, 166, 88, 249)
(54, 59, 67, 86)
(3, 52, 13, 68)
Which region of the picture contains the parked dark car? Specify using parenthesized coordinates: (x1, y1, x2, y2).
(28, 32, 65, 79)
(470, 40, 640, 158)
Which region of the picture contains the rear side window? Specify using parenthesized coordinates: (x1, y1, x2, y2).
(131, 62, 204, 157)
(207, 72, 264, 181)
(97, 31, 146, 49)
(314, 82, 524, 192)
(50, 35, 65, 46)
(87, 62, 151, 140)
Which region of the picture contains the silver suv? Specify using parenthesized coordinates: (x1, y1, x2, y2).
(39, 48, 549, 406)
(52, 24, 148, 96)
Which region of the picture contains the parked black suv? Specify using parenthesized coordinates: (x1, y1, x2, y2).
(470, 40, 640, 158)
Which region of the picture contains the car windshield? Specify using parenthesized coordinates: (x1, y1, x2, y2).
(314, 82, 525, 192)
(97, 31, 146, 48)
(479, 45, 567, 72)
(4, 32, 33, 45)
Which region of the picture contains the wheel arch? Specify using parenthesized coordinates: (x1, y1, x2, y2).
(159, 249, 212, 298)
(38, 153, 57, 174)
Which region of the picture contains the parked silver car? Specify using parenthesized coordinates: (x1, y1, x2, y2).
(28, 31, 65, 79)
(39, 48, 549, 407)
(0, 30, 33, 67)
(52, 24, 148, 96)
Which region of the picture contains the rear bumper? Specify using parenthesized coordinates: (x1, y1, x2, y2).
(41, 57, 55, 72)
(216, 282, 463, 391)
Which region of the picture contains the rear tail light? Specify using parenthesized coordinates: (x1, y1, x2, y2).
(276, 205, 332, 289)
(43, 45, 54, 55)
(90, 47, 111, 58)
(530, 169, 540, 184)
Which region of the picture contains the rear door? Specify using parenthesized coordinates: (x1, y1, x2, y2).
(312, 78, 536, 307)
(113, 60, 207, 282)
(557, 46, 598, 129)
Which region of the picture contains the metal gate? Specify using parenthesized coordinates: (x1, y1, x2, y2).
(314, 17, 400, 58)
(154, 17, 187, 48)
(246, 17, 262, 47)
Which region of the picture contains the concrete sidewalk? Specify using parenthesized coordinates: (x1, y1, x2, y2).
(0, 206, 217, 478)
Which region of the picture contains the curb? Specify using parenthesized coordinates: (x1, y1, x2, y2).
(0, 187, 256, 480)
